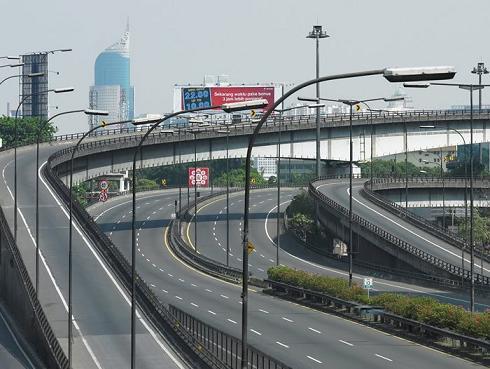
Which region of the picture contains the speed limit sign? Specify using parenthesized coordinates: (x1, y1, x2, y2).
(99, 180, 109, 191)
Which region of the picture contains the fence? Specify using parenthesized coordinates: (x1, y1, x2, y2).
(309, 178, 490, 285)
(169, 304, 292, 369)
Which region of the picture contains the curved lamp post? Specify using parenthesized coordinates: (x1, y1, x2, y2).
(420, 125, 468, 287)
(405, 81, 490, 312)
(240, 66, 456, 369)
(34, 109, 107, 296)
(129, 99, 267, 369)
(298, 96, 403, 285)
(13, 85, 72, 242)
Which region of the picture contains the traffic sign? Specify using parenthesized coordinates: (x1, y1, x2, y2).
(355, 104, 362, 112)
(363, 278, 373, 298)
(247, 241, 255, 255)
(251, 109, 256, 118)
(161, 178, 167, 186)
(98, 190, 108, 202)
(99, 180, 109, 191)
(363, 278, 373, 289)
(188, 167, 209, 188)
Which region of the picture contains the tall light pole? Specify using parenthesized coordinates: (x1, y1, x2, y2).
(217, 126, 231, 266)
(420, 125, 468, 286)
(35, 109, 107, 296)
(240, 66, 456, 369)
(13, 85, 71, 242)
(406, 81, 490, 311)
(131, 100, 267, 369)
(299, 96, 401, 286)
(471, 62, 488, 111)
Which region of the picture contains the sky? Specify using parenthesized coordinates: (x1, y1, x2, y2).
(1, 0, 489, 134)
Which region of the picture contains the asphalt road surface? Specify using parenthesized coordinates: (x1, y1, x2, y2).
(89, 189, 487, 369)
(0, 143, 186, 369)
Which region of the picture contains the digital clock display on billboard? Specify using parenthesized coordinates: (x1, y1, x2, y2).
(181, 86, 275, 110)
(182, 87, 212, 110)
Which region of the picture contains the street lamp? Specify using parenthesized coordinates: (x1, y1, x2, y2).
(130, 99, 267, 369)
(0, 72, 44, 87)
(13, 84, 69, 242)
(67, 115, 133, 368)
(34, 109, 108, 296)
(298, 96, 401, 286)
(406, 81, 490, 311)
(471, 62, 489, 111)
(240, 66, 455, 369)
(0, 56, 20, 60)
(306, 25, 329, 179)
(0, 63, 24, 68)
(272, 103, 325, 266)
(420, 125, 468, 287)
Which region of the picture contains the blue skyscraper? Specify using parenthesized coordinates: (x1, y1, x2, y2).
(89, 22, 134, 129)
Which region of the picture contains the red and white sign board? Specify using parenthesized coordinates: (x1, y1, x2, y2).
(99, 190, 108, 202)
(99, 179, 109, 190)
(188, 167, 209, 188)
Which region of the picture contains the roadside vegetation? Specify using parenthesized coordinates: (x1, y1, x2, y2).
(0, 116, 56, 147)
(268, 265, 490, 340)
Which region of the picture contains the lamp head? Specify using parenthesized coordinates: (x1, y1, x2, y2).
(54, 87, 74, 93)
(222, 99, 268, 113)
(84, 109, 109, 116)
(384, 66, 456, 82)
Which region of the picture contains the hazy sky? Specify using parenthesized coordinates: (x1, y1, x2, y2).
(1, 0, 489, 134)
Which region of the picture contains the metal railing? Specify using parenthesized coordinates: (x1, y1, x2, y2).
(44, 155, 231, 369)
(363, 178, 490, 263)
(169, 304, 292, 369)
(267, 279, 490, 364)
(309, 179, 490, 285)
(0, 201, 69, 369)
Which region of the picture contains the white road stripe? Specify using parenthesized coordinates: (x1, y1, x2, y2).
(375, 354, 393, 362)
(258, 309, 269, 314)
(227, 319, 237, 324)
(276, 341, 289, 348)
(308, 327, 321, 334)
(208, 310, 216, 315)
(190, 303, 199, 308)
(282, 317, 294, 322)
(306, 355, 322, 364)
(339, 340, 353, 346)
(175, 296, 183, 300)
(250, 329, 262, 336)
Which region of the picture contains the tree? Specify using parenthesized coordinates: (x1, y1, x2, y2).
(0, 116, 56, 147)
(136, 178, 159, 191)
(288, 189, 314, 218)
(458, 209, 490, 246)
(213, 166, 266, 187)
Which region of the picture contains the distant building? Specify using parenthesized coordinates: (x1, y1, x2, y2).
(20, 52, 49, 119)
(253, 157, 277, 179)
(89, 22, 134, 129)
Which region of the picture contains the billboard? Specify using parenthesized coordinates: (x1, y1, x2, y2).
(188, 167, 209, 188)
(20, 53, 49, 119)
(174, 85, 280, 112)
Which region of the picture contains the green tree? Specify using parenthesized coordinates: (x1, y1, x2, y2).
(458, 209, 490, 246)
(136, 178, 159, 191)
(288, 189, 314, 218)
(214, 166, 266, 187)
(0, 116, 56, 147)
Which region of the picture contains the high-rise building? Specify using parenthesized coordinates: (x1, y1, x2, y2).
(20, 52, 49, 119)
(89, 22, 134, 129)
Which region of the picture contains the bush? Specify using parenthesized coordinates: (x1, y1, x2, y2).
(268, 266, 490, 340)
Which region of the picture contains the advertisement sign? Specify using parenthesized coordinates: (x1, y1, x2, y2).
(180, 86, 275, 111)
(188, 167, 209, 188)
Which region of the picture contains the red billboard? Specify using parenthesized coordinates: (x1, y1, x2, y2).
(188, 167, 209, 188)
(181, 86, 275, 111)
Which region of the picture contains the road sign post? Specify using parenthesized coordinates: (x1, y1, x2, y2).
(363, 277, 373, 298)
(188, 167, 209, 187)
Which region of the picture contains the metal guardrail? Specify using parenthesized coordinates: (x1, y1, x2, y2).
(47, 109, 490, 143)
(44, 156, 231, 369)
(0, 200, 69, 368)
(309, 179, 490, 286)
(284, 211, 464, 288)
(169, 304, 293, 369)
(363, 178, 490, 264)
(266, 279, 490, 364)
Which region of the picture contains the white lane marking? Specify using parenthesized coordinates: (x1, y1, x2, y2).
(37, 165, 185, 369)
(263, 196, 489, 307)
(257, 268, 264, 272)
(1, 162, 104, 369)
(162, 289, 168, 293)
(150, 284, 156, 287)
(308, 327, 321, 334)
(282, 317, 294, 322)
(208, 310, 216, 315)
(276, 341, 289, 349)
(306, 355, 322, 364)
(0, 309, 36, 369)
(190, 303, 199, 308)
(159, 268, 164, 272)
(205, 289, 213, 293)
(345, 187, 489, 273)
(168, 273, 174, 277)
(227, 319, 237, 324)
(250, 329, 262, 336)
(175, 296, 183, 300)
(375, 354, 393, 362)
(268, 258, 274, 263)
(339, 339, 354, 346)
(258, 309, 269, 314)
(178, 278, 185, 282)
(191, 283, 198, 287)
(152, 263, 156, 268)
(220, 294, 229, 299)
